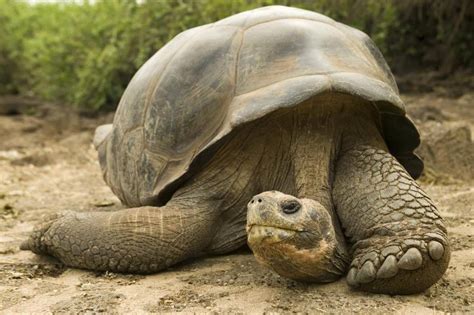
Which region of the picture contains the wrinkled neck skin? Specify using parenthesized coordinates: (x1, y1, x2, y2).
(246, 93, 383, 282)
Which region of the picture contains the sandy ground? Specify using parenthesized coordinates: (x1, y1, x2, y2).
(0, 87, 473, 314)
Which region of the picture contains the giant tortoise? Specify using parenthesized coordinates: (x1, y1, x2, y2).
(21, 5, 449, 294)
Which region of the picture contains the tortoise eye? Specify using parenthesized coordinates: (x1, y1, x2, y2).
(281, 200, 301, 214)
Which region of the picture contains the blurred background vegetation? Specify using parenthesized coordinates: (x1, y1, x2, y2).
(0, 0, 472, 112)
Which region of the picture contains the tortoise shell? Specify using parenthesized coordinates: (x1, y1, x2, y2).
(102, 5, 422, 207)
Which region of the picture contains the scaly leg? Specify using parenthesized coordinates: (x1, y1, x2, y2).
(334, 145, 450, 294)
(21, 194, 219, 273)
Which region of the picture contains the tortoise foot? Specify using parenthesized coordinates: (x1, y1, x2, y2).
(20, 211, 73, 255)
(346, 233, 450, 294)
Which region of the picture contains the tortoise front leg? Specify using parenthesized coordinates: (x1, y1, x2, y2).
(333, 145, 450, 294)
(21, 197, 218, 273)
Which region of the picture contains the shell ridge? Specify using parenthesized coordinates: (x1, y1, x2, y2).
(234, 71, 393, 99)
(242, 9, 337, 31)
(244, 16, 335, 31)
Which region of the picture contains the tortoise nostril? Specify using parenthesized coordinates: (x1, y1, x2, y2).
(250, 199, 255, 204)
(281, 199, 301, 214)
(257, 199, 262, 203)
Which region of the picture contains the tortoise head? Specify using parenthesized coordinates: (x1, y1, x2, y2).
(246, 191, 343, 282)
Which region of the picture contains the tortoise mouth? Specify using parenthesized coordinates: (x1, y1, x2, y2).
(247, 224, 301, 245)
(247, 224, 301, 233)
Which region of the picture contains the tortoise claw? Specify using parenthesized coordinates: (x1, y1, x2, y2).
(346, 267, 359, 287)
(376, 255, 398, 279)
(397, 248, 422, 270)
(428, 241, 445, 261)
(356, 261, 376, 283)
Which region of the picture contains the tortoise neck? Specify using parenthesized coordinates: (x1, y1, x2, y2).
(337, 97, 387, 153)
(284, 98, 341, 209)
(267, 94, 379, 199)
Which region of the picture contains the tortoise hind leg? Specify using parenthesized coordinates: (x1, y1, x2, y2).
(333, 145, 450, 294)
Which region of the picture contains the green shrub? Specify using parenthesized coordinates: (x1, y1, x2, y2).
(0, 0, 31, 94)
(0, 0, 471, 112)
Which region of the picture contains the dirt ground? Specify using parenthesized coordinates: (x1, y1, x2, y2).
(0, 79, 473, 313)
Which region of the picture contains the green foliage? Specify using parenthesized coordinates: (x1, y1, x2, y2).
(0, 0, 471, 111)
(386, 0, 473, 73)
(0, 0, 30, 94)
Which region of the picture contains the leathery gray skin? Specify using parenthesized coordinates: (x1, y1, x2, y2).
(21, 95, 450, 295)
